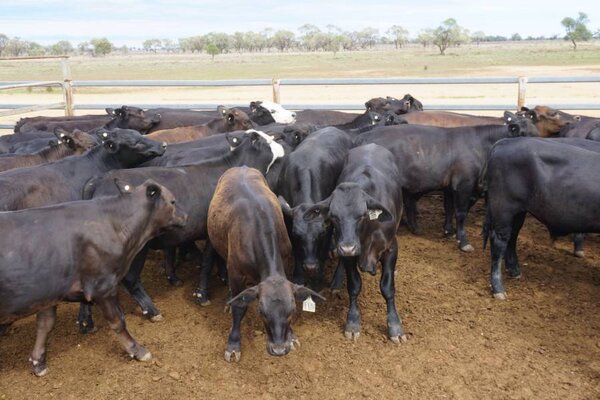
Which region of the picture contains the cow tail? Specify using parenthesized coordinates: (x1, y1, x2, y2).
(482, 193, 491, 251)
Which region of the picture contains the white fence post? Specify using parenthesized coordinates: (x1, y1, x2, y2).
(61, 57, 74, 116)
(517, 76, 528, 111)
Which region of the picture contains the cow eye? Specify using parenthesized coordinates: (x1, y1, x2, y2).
(270, 110, 276, 113)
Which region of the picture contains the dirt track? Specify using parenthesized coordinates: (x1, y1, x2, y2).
(1, 196, 599, 399)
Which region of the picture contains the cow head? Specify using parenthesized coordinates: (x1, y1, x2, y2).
(504, 111, 539, 137)
(113, 178, 187, 233)
(517, 106, 575, 137)
(397, 94, 424, 112)
(279, 124, 314, 148)
(279, 197, 331, 275)
(96, 128, 167, 167)
(225, 130, 285, 174)
(250, 101, 296, 125)
(228, 276, 324, 356)
(383, 111, 408, 126)
(54, 128, 99, 154)
(218, 106, 254, 131)
(303, 183, 393, 274)
(365, 97, 390, 113)
(105, 106, 161, 134)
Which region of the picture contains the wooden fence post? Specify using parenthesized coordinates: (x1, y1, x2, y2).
(272, 78, 281, 104)
(517, 76, 528, 111)
(61, 57, 74, 116)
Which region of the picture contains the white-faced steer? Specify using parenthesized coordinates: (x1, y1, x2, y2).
(0, 180, 187, 376)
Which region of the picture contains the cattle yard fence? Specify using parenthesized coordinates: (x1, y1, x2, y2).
(1, 57, 600, 130)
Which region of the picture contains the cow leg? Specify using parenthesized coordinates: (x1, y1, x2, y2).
(177, 242, 202, 264)
(77, 302, 97, 334)
(443, 189, 455, 237)
(121, 245, 163, 321)
(573, 233, 585, 258)
(403, 193, 421, 235)
(291, 247, 306, 286)
(225, 304, 248, 362)
(344, 256, 362, 341)
(453, 185, 475, 252)
(380, 239, 406, 343)
(490, 221, 512, 299)
(505, 212, 526, 279)
(29, 306, 56, 377)
(164, 246, 183, 287)
(96, 295, 151, 362)
(193, 240, 217, 306)
(330, 258, 345, 292)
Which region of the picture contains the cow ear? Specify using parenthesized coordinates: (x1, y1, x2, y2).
(503, 111, 517, 124)
(226, 112, 235, 125)
(249, 101, 258, 112)
(508, 123, 521, 136)
(103, 139, 119, 153)
(146, 183, 161, 199)
(364, 194, 393, 222)
(293, 284, 326, 302)
(105, 108, 115, 116)
(227, 285, 259, 307)
(217, 105, 229, 116)
(113, 178, 134, 195)
(302, 198, 330, 222)
(278, 196, 293, 220)
(225, 133, 243, 150)
(151, 113, 161, 123)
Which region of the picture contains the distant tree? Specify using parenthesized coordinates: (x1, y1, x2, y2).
(561, 12, 592, 50)
(206, 43, 220, 60)
(511, 33, 522, 41)
(77, 42, 92, 54)
(417, 29, 434, 48)
(356, 27, 379, 49)
(0, 33, 8, 56)
(90, 37, 113, 56)
(143, 39, 162, 53)
(326, 34, 344, 57)
(49, 40, 73, 55)
(432, 18, 469, 55)
(272, 30, 295, 52)
(4, 37, 29, 56)
(231, 32, 246, 53)
(162, 38, 175, 52)
(28, 42, 46, 56)
(387, 25, 409, 49)
(595, 29, 600, 39)
(471, 30, 485, 46)
(299, 24, 321, 51)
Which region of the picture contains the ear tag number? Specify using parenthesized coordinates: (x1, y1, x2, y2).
(302, 296, 316, 313)
(368, 209, 382, 220)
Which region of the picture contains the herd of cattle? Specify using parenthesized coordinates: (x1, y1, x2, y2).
(0, 95, 599, 376)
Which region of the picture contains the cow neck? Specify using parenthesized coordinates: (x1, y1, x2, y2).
(333, 111, 369, 130)
(38, 143, 75, 162)
(478, 125, 514, 147)
(98, 193, 159, 260)
(206, 117, 225, 132)
(85, 146, 130, 172)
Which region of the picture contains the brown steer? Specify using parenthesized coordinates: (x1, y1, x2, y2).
(208, 166, 323, 362)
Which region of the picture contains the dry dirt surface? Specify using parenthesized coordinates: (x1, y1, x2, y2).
(1, 197, 599, 399)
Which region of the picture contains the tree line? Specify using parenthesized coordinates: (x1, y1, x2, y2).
(1, 14, 598, 58)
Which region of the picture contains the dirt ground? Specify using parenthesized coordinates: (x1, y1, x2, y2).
(1, 196, 598, 399)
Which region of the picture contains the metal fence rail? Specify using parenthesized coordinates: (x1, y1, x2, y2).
(2, 69, 600, 130)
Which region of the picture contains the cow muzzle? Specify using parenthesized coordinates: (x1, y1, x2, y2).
(338, 244, 359, 257)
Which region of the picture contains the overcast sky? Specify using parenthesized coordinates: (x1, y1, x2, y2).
(1, 0, 599, 46)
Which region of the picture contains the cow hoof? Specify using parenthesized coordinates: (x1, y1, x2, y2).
(150, 314, 164, 323)
(390, 334, 408, 344)
(169, 278, 183, 287)
(30, 356, 48, 377)
(493, 292, 507, 300)
(224, 350, 241, 363)
(507, 272, 521, 280)
(344, 331, 360, 341)
(444, 230, 456, 238)
(193, 291, 211, 306)
(137, 351, 152, 362)
(574, 250, 585, 258)
(290, 338, 301, 350)
(223, 305, 231, 314)
(460, 244, 475, 252)
(78, 323, 97, 335)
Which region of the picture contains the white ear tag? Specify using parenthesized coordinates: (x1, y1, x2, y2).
(102, 132, 108, 138)
(368, 209, 382, 220)
(124, 185, 130, 192)
(302, 295, 316, 313)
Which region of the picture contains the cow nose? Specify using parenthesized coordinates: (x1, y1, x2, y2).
(338, 244, 358, 257)
(303, 262, 318, 276)
(267, 343, 290, 357)
(291, 113, 296, 118)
